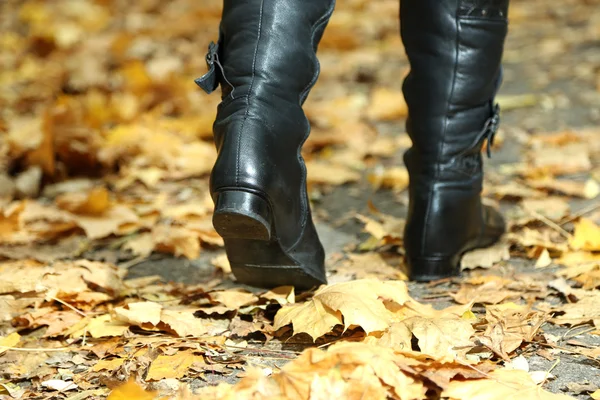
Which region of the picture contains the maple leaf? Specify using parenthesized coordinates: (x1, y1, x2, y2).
(274, 279, 411, 340)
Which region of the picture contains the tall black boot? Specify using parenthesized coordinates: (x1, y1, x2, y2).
(195, 0, 335, 290)
(400, 0, 509, 281)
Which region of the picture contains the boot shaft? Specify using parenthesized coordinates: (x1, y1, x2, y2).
(216, 0, 335, 104)
(401, 0, 509, 166)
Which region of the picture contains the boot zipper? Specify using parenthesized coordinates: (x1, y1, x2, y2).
(194, 42, 235, 96)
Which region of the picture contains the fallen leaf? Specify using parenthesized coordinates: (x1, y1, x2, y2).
(107, 378, 156, 400)
(461, 242, 510, 270)
(91, 357, 126, 373)
(368, 166, 409, 191)
(0, 332, 21, 355)
(535, 249, 553, 268)
(569, 218, 600, 251)
(306, 161, 361, 185)
(209, 290, 259, 310)
(366, 87, 408, 121)
(442, 368, 571, 399)
(41, 379, 78, 391)
(274, 279, 411, 340)
(146, 350, 200, 381)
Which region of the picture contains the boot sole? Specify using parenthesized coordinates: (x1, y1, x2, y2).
(213, 190, 326, 290)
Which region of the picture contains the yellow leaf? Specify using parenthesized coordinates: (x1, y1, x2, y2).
(0, 332, 21, 355)
(76, 314, 129, 338)
(261, 286, 295, 306)
(306, 161, 361, 186)
(114, 302, 162, 326)
(591, 389, 600, 400)
(569, 218, 600, 251)
(55, 187, 110, 215)
(461, 242, 510, 270)
(107, 378, 156, 400)
(92, 357, 125, 372)
(274, 279, 411, 340)
(442, 369, 572, 400)
(368, 166, 409, 191)
(157, 308, 207, 337)
(402, 317, 475, 362)
(146, 351, 199, 381)
(209, 290, 259, 309)
(366, 87, 408, 121)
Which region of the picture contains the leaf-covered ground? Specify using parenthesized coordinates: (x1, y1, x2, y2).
(1, 0, 600, 399)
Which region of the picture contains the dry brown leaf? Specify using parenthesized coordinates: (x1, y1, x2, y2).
(452, 276, 516, 305)
(91, 357, 126, 373)
(334, 253, 407, 281)
(146, 350, 201, 381)
(547, 292, 600, 326)
(74, 314, 130, 338)
(442, 368, 572, 400)
(209, 290, 259, 310)
(306, 160, 361, 185)
(0, 259, 124, 301)
(356, 213, 404, 245)
(520, 197, 570, 221)
(477, 303, 548, 360)
(461, 242, 510, 270)
(261, 286, 295, 306)
(274, 279, 411, 340)
(374, 317, 475, 362)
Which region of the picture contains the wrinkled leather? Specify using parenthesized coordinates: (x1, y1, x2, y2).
(400, 0, 509, 279)
(207, 0, 335, 264)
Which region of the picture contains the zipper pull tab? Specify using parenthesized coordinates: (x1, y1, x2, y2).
(194, 42, 220, 94)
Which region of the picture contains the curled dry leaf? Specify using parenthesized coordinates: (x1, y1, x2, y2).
(476, 302, 548, 360)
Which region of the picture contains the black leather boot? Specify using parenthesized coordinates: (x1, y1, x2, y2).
(195, 0, 335, 290)
(400, 0, 509, 281)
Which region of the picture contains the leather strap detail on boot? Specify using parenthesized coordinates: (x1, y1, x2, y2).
(194, 42, 235, 95)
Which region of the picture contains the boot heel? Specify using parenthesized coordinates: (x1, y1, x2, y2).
(213, 191, 272, 241)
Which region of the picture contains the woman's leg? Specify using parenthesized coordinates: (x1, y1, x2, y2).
(400, 0, 510, 281)
(196, 0, 335, 289)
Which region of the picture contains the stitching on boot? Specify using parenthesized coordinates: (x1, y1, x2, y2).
(236, 0, 265, 187)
